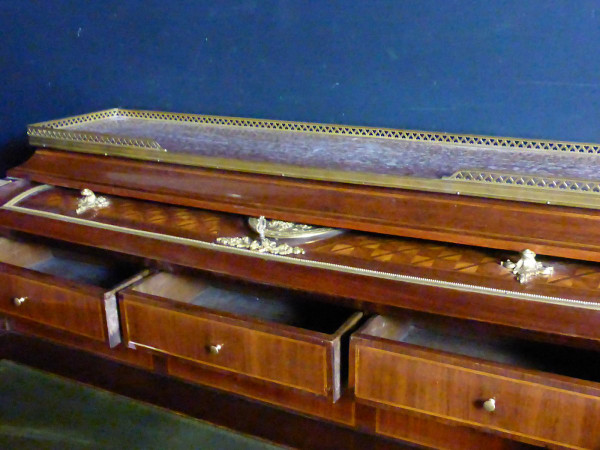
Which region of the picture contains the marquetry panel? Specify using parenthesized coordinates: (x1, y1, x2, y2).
(311, 234, 600, 292)
(24, 188, 239, 239)
(15, 186, 600, 296)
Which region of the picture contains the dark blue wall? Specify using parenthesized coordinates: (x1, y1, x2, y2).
(2, 0, 600, 174)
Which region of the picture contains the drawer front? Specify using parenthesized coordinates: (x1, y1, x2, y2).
(122, 299, 330, 396)
(375, 408, 523, 450)
(355, 345, 600, 448)
(0, 272, 105, 341)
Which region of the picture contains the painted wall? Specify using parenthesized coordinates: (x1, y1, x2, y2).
(2, 0, 599, 174)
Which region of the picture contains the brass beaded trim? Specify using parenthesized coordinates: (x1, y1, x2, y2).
(4, 185, 600, 311)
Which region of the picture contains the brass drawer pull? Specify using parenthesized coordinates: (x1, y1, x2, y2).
(216, 216, 306, 256)
(76, 189, 110, 215)
(501, 249, 553, 284)
(13, 297, 27, 306)
(483, 397, 496, 412)
(208, 344, 223, 355)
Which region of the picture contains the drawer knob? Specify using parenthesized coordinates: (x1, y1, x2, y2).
(12, 297, 27, 306)
(483, 398, 496, 412)
(208, 344, 222, 355)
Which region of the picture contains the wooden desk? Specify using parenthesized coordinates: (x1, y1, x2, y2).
(2, 110, 599, 448)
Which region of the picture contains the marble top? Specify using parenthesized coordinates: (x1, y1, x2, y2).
(65, 116, 600, 181)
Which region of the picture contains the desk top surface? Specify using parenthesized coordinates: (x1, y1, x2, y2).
(28, 108, 600, 209)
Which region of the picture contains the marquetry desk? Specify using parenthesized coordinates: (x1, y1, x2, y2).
(2, 109, 600, 449)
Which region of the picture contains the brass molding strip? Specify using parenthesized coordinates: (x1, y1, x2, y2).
(4, 186, 600, 311)
(3, 184, 53, 206)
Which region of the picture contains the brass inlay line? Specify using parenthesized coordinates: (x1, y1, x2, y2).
(3, 184, 53, 206)
(5, 185, 600, 311)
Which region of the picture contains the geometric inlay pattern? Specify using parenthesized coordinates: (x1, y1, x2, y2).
(310, 235, 600, 291)
(311, 235, 507, 276)
(13, 186, 600, 294)
(23, 188, 232, 239)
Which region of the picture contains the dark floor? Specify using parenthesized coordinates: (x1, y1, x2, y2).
(0, 359, 283, 450)
(0, 332, 411, 450)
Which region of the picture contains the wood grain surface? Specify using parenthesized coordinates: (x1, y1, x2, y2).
(120, 290, 357, 400)
(8, 319, 154, 369)
(351, 319, 600, 448)
(4, 153, 600, 448)
(0, 332, 411, 450)
(0, 265, 107, 342)
(376, 408, 532, 450)
(4, 184, 600, 341)
(11, 149, 600, 262)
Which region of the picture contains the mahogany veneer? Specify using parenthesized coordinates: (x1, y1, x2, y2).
(120, 272, 362, 401)
(0, 332, 414, 450)
(0, 237, 142, 346)
(376, 408, 529, 450)
(0, 171, 597, 448)
(12, 149, 600, 263)
(3, 184, 600, 343)
(351, 316, 600, 448)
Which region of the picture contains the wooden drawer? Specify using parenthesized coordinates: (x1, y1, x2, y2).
(374, 408, 529, 450)
(0, 237, 144, 346)
(119, 272, 362, 401)
(351, 315, 600, 449)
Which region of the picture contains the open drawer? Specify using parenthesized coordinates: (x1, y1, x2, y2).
(0, 236, 145, 347)
(119, 272, 362, 401)
(350, 315, 600, 449)
(7, 183, 600, 343)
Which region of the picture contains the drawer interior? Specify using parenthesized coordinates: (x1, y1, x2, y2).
(130, 272, 358, 334)
(362, 315, 600, 383)
(0, 237, 140, 288)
